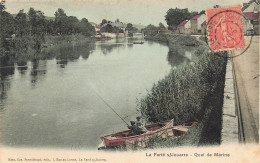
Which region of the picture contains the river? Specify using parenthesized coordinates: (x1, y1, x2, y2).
(0, 38, 196, 150)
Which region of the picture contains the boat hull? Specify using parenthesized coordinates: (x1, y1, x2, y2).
(99, 120, 198, 150)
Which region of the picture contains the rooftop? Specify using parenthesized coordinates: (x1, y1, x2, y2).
(191, 14, 202, 20)
(177, 20, 188, 27)
(243, 12, 260, 20)
(201, 20, 207, 26)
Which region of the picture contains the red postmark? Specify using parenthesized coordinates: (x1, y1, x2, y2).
(206, 6, 245, 51)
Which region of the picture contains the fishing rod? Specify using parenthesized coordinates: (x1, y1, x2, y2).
(95, 93, 129, 126)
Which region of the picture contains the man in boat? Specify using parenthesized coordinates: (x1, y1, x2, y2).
(128, 121, 139, 136)
(136, 116, 148, 134)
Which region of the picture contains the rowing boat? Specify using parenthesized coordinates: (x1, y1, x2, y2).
(98, 119, 198, 150)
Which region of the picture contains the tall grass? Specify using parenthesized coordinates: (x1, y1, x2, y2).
(139, 45, 226, 124)
(137, 34, 227, 149)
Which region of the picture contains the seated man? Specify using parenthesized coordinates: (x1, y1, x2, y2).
(136, 116, 148, 134)
(128, 121, 139, 136)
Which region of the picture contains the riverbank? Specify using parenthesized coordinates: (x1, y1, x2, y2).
(145, 34, 202, 47)
(138, 34, 227, 149)
(1, 34, 95, 64)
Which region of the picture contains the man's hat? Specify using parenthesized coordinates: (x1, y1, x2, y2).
(130, 121, 135, 124)
(136, 116, 141, 119)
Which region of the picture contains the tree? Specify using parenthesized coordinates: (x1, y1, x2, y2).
(158, 22, 166, 30)
(101, 24, 113, 33)
(199, 10, 205, 14)
(125, 23, 133, 31)
(79, 18, 95, 36)
(54, 8, 68, 35)
(28, 8, 46, 36)
(125, 23, 138, 36)
(67, 16, 80, 34)
(165, 8, 191, 30)
(45, 19, 55, 35)
(0, 1, 14, 54)
(164, 8, 202, 31)
(0, 1, 13, 38)
(14, 10, 30, 37)
(141, 24, 159, 36)
(190, 11, 199, 19)
(28, 8, 46, 52)
(142, 24, 158, 31)
(0, 1, 6, 54)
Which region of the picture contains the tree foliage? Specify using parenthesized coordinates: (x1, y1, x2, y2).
(0, 3, 96, 56)
(158, 22, 166, 30)
(14, 10, 30, 37)
(79, 18, 95, 36)
(125, 23, 138, 36)
(0, 1, 14, 54)
(165, 8, 198, 30)
(28, 8, 46, 36)
(54, 8, 95, 36)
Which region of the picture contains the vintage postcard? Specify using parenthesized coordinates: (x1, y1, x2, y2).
(0, 0, 259, 162)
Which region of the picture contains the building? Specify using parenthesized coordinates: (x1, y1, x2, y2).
(190, 14, 206, 34)
(201, 21, 207, 35)
(242, 1, 260, 35)
(102, 21, 125, 30)
(177, 20, 191, 34)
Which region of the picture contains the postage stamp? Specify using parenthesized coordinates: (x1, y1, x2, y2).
(206, 6, 245, 52)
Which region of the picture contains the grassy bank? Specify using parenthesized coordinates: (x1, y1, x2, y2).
(145, 34, 202, 46)
(138, 34, 227, 149)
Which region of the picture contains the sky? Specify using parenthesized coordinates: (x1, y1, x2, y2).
(5, 0, 249, 26)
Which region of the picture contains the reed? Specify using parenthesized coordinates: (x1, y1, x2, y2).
(137, 34, 227, 149)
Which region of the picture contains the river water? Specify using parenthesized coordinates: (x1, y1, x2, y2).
(0, 38, 196, 150)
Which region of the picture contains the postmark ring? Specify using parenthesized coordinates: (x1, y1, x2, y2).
(204, 10, 253, 58)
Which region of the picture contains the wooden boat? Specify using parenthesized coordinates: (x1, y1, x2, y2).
(98, 119, 198, 150)
(133, 41, 144, 44)
(94, 35, 111, 39)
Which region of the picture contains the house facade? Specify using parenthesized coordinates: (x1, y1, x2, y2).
(190, 14, 206, 34)
(102, 21, 125, 30)
(242, 1, 260, 35)
(201, 21, 207, 35)
(177, 20, 191, 34)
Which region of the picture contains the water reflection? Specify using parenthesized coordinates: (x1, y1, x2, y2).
(167, 46, 196, 67)
(56, 60, 68, 69)
(30, 60, 47, 86)
(97, 38, 146, 55)
(0, 57, 14, 102)
(98, 41, 126, 55)
(56, 46, 80, 61)
(17, 61, 28, 75)
(55, 43, 95, 68)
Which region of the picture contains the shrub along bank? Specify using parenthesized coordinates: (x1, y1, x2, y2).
(138, 34, 227, 148)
